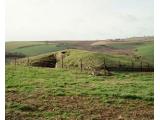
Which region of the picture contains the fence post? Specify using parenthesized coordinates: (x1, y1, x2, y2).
(14, 57, 17, 70)
(118, 60, 121, 71)
(141, 61, 143, 72)
(131, 60, 134, 71)
(148, 63, 150, 72)
(80, 59, 82, 72)
(61, 55, 63, 68)
(27, 57, 30, 66)
(104, 58, 106, 76)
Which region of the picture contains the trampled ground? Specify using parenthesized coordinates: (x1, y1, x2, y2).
(6, 65, 154, 120)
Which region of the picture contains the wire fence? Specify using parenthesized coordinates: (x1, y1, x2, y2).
(58, 57, 154, 73)
(8, 56, 154, 77)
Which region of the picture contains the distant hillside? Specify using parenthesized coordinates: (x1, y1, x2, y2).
(5, 41, 69, 56)
(6, 36, 153, 57)
(6, 36, 153, 69)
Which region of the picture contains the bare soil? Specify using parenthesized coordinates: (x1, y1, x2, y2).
(6, 90, 153, 120)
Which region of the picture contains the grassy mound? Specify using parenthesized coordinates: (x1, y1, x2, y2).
(16, 49, 153, 69)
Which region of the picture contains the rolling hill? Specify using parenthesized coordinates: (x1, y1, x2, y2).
(6, 36, 154, 68)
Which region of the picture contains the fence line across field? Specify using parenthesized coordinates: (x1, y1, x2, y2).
(12, 56, 154, 73)
(59, 57, 154, 73)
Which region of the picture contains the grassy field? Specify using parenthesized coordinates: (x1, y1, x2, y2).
(11, 44, 65, 57)
(6, 42, 69, 56)
(6, 65, 153, 120)
(6, 38, 154, 68)
(5, 41, 45, 51)
(6, 37, 154, 57)
(5, 38, 154, 119)
(135, 43, 154, 63)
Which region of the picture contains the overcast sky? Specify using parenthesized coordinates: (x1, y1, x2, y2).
(6, 0, 154, 41)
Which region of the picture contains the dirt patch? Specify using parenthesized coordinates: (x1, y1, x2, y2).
(6, 91, 153, 120)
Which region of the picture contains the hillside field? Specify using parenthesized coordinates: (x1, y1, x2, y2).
(6, 41, 69, 56)
(6, 37, 154, 58)
(6, 37, 154, 68)
(6, 65, 153, 120)
(5, 37, 154, 119)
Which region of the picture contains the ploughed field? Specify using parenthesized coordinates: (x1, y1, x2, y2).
(6, 65, 153, 120)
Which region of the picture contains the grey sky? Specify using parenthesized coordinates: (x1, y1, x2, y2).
(6, 0, 154, 41)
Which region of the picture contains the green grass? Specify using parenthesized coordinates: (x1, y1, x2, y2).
(5, 39, 154, 119)
(11, 44, 65, 56)
(6, 41, 74, 57)
(6, 40, 154, 68)
(6, 42, 68, 57)
(135, 42, 154, 64)
(57, 49, 133, 67)
(17, 49, 153, 69)
(7, 102, 37, 111)
(105, 41, 145, 49)
(6, 65, 153, 101)
(6, 65, 154, 119)
(5, 41, 45, 51)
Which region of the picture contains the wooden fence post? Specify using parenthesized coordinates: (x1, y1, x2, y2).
(141, 61, 143, 72)
(61, 55, 63, 68)
(148, 63, 150, 72)
(14, 57, 17, 70)
(118, 60, 121, 71)
(131, 60, 134, 71)
(80, 59, 82, 72)
(104, 58, 106, 76)
(27, 57, 30, 66)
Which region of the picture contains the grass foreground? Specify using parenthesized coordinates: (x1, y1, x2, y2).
(6, 65, 154, 120)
